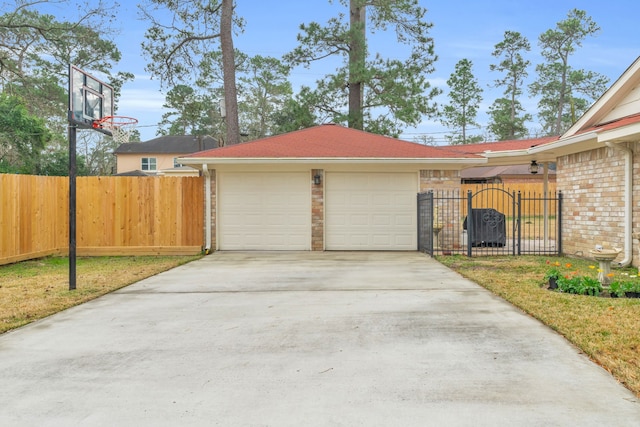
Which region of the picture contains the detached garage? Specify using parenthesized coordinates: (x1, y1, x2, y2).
(180, 124, 482, 252)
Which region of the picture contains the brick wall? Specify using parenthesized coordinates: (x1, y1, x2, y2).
(311, 169, 324, 251)
(558, 143, 639, 264)
(420, 170, 462, 250)
(207, 170, 217, 251)
(420, 169, 460, 192)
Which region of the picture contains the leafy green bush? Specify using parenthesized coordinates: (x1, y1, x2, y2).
(580, 276, 603, 296)
(555, 275, 602, 296)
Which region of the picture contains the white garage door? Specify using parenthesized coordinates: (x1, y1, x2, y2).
(325, 172, 417, 250)
(218, 172, 311, 250)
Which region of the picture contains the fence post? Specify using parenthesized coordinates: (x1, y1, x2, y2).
(428, 191, 434, 256)
(467, 190, 473, 257)
(516, 191, 521, 255)
(557, 191, 563, 255)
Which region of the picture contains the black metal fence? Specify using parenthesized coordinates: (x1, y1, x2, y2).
(418, 186, 562, 257)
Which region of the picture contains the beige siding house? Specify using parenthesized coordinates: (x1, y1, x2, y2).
(114, 135, 217, 176)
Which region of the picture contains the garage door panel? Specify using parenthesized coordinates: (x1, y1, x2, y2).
(372, 215, 391, 226)
(326, 213, 347, 226)
(395, 234, 414, 245)
(219, 172, 311, 250)
(395, 214, 414, 226)
(326, 172, 417, 250)
(372, 234, 392, 245)
(349, 194, 368, 206)
(394, 193, 414, 205)
(348, 214, 370, 226)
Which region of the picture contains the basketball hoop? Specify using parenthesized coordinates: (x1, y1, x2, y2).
(93, 115, 138, 143)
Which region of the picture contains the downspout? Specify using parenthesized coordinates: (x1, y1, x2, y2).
(542, 162, 549, 248)
(605, 142, 633, 267)
(202, 164, 212, 254)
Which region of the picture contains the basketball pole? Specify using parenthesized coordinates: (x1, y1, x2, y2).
(68, 111, 77, 291)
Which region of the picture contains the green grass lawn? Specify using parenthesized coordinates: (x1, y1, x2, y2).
(0, 255, 201, 334)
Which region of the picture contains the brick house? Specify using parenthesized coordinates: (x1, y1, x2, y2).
(180, 56, 640, 265)
(449, 57, 640, 266)
(534, 57, 640, 266)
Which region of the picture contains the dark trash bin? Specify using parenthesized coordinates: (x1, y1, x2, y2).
(463, 208, 506, 247)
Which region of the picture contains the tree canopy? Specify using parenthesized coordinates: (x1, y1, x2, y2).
(487, 31, 532, 140)
(0, 1, 127, 175)
(0, 2, 623, 174)
(0, 93, 51, 174)
(140, 0, 242, 145)
(284, 0, 440, 137)
(441, 59, 483, 145)
(529, 9, 609, 135)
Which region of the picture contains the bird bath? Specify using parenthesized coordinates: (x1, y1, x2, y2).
(433, 224, 444, 248)
(433, 206, 444, 248)
(590, 249, 620, 285)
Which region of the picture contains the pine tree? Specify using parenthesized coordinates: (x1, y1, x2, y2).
(441, 59, 484, 145)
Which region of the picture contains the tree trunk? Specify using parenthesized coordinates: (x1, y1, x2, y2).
(554, 57, 569, 135)
(220, 0, 240, 145)
(348, 0, 365, 130)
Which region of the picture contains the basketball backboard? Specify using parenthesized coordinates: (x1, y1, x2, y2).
(69, 65, 114, 131)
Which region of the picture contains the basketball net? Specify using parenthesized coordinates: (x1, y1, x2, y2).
(93, 116, 138, 144)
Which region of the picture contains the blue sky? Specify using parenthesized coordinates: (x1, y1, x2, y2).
(67, 1, 640, 142)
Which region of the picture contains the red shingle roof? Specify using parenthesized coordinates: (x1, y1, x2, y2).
(188, 124, 480, 159)
(443, 136, 560, 154)
(581, 112, 640, 134)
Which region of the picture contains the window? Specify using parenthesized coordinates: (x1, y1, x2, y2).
(141, 157, 157, 171)
(173, 157, 182, 168)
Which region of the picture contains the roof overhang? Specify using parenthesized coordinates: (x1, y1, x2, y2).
(478, 149, 540, 166)
(597, 122, 640, 143)
(527, 131, 599, 159)
(179, 156, 486, 169)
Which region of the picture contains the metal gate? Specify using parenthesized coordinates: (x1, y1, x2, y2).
(418, 186, 562, 256)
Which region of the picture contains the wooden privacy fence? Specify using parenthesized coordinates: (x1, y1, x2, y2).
(461, 183, 557, 217)
(1, 174, 204, 265)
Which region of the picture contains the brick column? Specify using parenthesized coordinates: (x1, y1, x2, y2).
(311, 169, 324, 251)
(420, 169, 461, 192)
(420, 169, 462, 250)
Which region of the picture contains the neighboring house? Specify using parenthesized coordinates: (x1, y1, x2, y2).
(114, 135, 218, 176)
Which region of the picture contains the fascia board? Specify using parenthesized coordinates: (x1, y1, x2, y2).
(178, 157, 486, 166)
(478, 149, 547, 166)
(597, 123, 640, 143)
(481, 149, 530, 159)
(527, 132, 599, 157)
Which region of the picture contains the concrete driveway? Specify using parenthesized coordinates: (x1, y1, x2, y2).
(0, 252, 638, 426)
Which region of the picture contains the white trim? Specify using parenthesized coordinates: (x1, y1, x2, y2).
(597, 122, 640, 143)
(179, 157, 485, 166)
(563, 57, 640, 137)
(202, 164, 212, 254)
